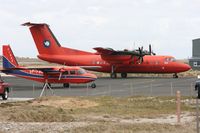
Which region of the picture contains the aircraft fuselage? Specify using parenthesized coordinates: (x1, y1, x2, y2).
(38, 54, 190, 74)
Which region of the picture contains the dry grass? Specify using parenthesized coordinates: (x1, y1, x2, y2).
(72, 96, 194, 118)
(31, 96, 98, 109)
(0, 96, 196, 132)
(71, 122, 195, 133)
(0, 96, 195, 122)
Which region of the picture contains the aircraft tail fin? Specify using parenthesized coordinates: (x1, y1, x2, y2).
(2, 45, 19, 69)
(22, 22, 93, 56)
(22, 22, 63, 55)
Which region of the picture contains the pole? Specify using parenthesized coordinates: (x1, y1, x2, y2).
(86, 83, 88, 96)
(130, 82, 133, 96)
(109, 84, 111, 96)
(191, 83, 193, 104)
(171, 82, 173, 96)
(176, 90, 181, 124)
(10, 87, 13, 98)
(32, 84, 35, 98)
(150, 83, 152, 96)
(197, 98, 199, 133)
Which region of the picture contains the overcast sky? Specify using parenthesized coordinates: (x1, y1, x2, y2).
(0, 0, 200, 59)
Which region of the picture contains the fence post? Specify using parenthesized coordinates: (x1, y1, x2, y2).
(86, 83, 89, 96)
(108, 84, 111, 96)
(130, 82, 133, 96)
(32, 84, 35, 98)
(171, 82, 173, 96)
(10, 87, 13, 98)
(150, 83, 153, 96)
(197, 97, 200, 133)
(190, 83, 193, 99)
(176, 90, 181, 124)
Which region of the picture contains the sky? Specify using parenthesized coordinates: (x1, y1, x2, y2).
(0, 0, 200, 59)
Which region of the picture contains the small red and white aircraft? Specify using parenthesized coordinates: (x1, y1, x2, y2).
(1, 45, 97, 95)
(23, 22, 191, 78)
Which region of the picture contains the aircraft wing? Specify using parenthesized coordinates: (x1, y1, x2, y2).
(94, 47, 141, 56)
(93, 47, 115, 55)
(24, 66, 69, 74)
(0, 66, 66, 74)
(80, 66, 102, 70)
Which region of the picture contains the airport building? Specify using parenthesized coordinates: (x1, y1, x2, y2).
(189, 38, 200, 70)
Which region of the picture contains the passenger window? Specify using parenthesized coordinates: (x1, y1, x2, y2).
(155, 61, 158, 64)
(63, 71, 69, 75)
(165, 58, 169, 62)
(70, 70, 76, 75)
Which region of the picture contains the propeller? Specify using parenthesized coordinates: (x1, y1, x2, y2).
(138, 46, 144, 63)
(130, 44, 156, 63)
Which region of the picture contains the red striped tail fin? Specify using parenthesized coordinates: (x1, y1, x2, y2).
(2, 45, 19, 69)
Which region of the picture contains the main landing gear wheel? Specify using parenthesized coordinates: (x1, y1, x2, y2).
(111, 73, 117, 78)
(111, 65, 117, 78)
(121, 73, 127, 78)
(91, 83, 96, 88)
(2, 88, 9, 100)
(173, 73, 178, 78)
(63, 83, 70, 88)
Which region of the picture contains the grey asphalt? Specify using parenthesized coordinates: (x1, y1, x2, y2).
(2, 76, 198, 98)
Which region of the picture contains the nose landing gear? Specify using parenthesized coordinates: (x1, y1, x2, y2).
(173, 73, 178, 78)
(91, 83, 96, 88)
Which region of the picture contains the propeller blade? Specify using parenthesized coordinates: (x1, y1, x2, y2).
(138, 47, 142, 55)
(139, 56, 143, 64)
(149, 44, 152, 55)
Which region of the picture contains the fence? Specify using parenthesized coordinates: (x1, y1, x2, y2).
(7, 77, 197, 98)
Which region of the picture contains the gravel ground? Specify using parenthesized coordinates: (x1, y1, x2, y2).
(0, 122, 93, 133)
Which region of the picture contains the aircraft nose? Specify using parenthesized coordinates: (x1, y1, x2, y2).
(185, 64, 191, 71)
(86, 73, 97, 81)
(182, 64, 191, 72)
(91, 74, 97, 81)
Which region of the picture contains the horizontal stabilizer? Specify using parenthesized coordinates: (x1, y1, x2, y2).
(21, 22, 48, 27)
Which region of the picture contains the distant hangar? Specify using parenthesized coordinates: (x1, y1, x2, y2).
(189, 38, 200, 70)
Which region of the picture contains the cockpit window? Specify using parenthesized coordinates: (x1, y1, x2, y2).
(165, 57, 176, 62)
(77, 68, 86, 75)
(170, 57, 176, 62)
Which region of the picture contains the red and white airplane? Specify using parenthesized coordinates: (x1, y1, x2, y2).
(1, 45, 97, 91)
(23, 22, 191, 78)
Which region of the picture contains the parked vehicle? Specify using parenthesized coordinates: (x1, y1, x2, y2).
(0, 77, 10, 100)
